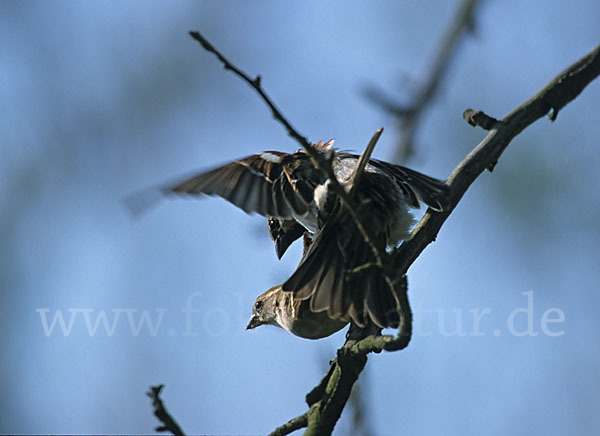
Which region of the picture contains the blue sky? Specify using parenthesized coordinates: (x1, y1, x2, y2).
(2, 1, 600, 434)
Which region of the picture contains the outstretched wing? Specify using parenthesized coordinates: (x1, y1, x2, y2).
(168, 151, 325, 219)
(369, 159, 450, 212)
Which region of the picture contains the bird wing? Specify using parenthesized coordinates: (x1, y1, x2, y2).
(168, 151, 325, 219)
(282, 205, 401, 329)
(369, 159, 450, 212)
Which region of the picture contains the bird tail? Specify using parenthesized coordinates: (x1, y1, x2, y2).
(282, 211, 404, 329)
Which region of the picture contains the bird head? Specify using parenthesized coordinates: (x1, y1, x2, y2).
(246, 285, 281, 330)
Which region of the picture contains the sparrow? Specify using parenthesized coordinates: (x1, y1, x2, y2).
(247, 275, 410, 339)
(168, 140, 449, 330)
(246, 284, 348, 339)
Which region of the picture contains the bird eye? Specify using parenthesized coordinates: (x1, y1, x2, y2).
(255, 300, 263, 310)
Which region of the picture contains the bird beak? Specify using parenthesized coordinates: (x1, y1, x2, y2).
(246, 315, 262, 330)
(275, 240, 286, 260)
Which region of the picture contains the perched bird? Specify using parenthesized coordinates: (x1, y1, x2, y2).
(168, 140, 449, 330)
(247, 284, 348, 339)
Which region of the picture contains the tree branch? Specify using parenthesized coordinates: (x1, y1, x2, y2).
(147, 384, 186, 436)
(393, 43, 600, 274)
(269, 413, 309, 436)
(363, 0, 481, 162)
(189, 31, 310, 149)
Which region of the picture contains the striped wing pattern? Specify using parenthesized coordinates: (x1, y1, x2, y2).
(367, 157, 449, 212)
(169, 151, 325, 219)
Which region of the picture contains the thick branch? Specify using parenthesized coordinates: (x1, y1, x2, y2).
(302, 317, 410, 434)
(304, 347, 368, 436)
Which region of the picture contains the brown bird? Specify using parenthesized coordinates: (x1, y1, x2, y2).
(167, 140, 449, 330)
(246, 284, 348, 339)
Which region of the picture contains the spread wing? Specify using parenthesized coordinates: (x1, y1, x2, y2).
(168, 151, 325, 219)
(368, 158, 450, 212)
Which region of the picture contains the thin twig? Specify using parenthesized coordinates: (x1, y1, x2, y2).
(188, 31, 395, 300)
(147, 385, 186, 436)
(364, 0, 481, 162)
(188, 32, 310, 147)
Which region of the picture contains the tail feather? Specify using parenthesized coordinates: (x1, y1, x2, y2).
(285, 226, 333, 300)
(366, 276, 400, 328)
(282, 212, 401, 328)
(309, 247, 339, 313)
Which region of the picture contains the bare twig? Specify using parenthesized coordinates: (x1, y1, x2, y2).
(189, 31, 310, 149)
(462, 109, 500, 131)
(147, 385, 186, 436)
(364, 0, 481, 162)
(188, 31, 398, 309)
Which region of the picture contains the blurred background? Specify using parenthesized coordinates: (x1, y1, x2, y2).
(2, 1, 599, 434)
